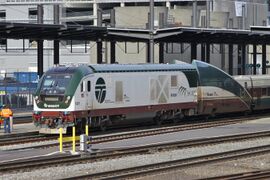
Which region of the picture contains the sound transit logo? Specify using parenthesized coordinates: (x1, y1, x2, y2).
(95, 77, 106, 103)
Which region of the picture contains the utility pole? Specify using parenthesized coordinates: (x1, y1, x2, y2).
(149, 0, 154, 63)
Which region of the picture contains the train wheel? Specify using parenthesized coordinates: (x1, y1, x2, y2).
(154, 117, 163, 126)
(100, 122, 107, 131)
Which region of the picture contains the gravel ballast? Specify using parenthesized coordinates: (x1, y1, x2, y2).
(1, 137, 270, 179)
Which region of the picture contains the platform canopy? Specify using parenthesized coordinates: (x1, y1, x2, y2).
(0, 22, 269, 44)
(0, 22, 107, 41)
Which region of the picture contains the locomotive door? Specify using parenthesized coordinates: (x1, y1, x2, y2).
(86, 80, 92, 109)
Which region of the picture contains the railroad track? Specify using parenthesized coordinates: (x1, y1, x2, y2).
(0, 113, 265, 149)
(61, 144, 270, 180)
(1, 117, 249, 149)
(0, 131, 57, 146)
(205, 169, 270, 180)
(2, 111, 270, 148)
(1, 130, 270, 174)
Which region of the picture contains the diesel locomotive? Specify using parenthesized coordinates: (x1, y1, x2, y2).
(32, 60, 268, 134)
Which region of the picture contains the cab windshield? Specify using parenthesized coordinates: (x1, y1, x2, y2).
(40, 74, 72, 95)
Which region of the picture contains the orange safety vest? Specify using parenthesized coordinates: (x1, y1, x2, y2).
(1, 108, 13, 118)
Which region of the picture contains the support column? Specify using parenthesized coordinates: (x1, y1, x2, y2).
(97, 40, 102, 64)
(262, 44, 266, 74)
(149, 0, 154, 63)
(206, 0, 210, 28)
(37, 4, 44, 78)
(191, 42, 197, 62)
(241, 44, 246, 75)
(97, 8, 102, 27)
(93, 2, 99, 26)
(166, 1, 170, 9)
(206, 43, 210, 63)
(237, 44, 241, 75)
(228, 44, 233, 75)
(221, 44, 225, 70)
(159, 42, 164, 63)
(110, 41, 116, 64)
(201, 43, 205, 61)
(110, 9, 115, 27)
(192, 0, 197, 27)
(253, 44, 257, 75)
(53, 4, 60, 65)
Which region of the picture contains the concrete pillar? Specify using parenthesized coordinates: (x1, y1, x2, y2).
(37, 5, 44, 78)
(159, 13, 165, 28)
(97, 9, 102, 27)
(110, 9, 115, 27)
(206, 0, 210, 28)
(253, 44, 257, 75)
(192, 0, 197, 27)
(166, 1, 170, 9)
(53, 4, 60, 65)
(242, 4, 246, 29)
(262, 44, 266, 74)
(93, 2, 98, 26)
(228, 44, 233, 75)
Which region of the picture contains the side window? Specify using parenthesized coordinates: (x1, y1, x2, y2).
(87, 81, 91, 92)
(115, 81, 123, 102)
(80, 82, 83, 92)
(171, 75, 177, 87)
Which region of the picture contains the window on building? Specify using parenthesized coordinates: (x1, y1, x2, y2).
(29, 8, 37, 19)
(0, 39, 7, 47)
(0, 10, 6, 20)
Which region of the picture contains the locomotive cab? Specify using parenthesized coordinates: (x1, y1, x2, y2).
(33, 65, 93, 133)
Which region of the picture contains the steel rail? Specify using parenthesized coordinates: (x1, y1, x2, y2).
(2, 111, 270, 149)
(204, 169, 270, 180)
(3, 113, 268, 150)
(61, 145, 270, 180)
(1, 131, 270, 174)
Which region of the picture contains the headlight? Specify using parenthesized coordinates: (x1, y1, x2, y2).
(65, 96, 71, 104)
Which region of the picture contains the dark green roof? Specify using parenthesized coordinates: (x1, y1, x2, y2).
(89, 64, 196, 73)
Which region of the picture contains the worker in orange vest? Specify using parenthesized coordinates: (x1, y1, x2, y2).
(1, 104, 13, 133)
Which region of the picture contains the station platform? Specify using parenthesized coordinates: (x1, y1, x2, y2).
(1, 117, 270, 163)
(0, 123, 37, 135)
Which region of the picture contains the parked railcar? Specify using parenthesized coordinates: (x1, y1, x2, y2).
(193, 61, 252, 116)
(33, 63, 199, 134)
(234, 75, 270, 110)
